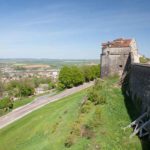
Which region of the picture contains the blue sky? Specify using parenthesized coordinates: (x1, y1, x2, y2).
(0, 0, 150, 59)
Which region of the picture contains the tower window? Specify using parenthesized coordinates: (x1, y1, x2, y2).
(119, 65, 123, 68)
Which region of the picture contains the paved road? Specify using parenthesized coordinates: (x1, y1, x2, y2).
(0, 81, 94, 129)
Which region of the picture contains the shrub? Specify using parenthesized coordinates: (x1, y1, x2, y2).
(87, 88, 106, 105)
(80, 101, 92, 113)
(5, 79, 35, 97)
(0, 97, 13, 110)
(87, 79, 107, 105)
(19, 82, 35, 97)
(56, 82, 65, 91)
(64, 135, 74, 148)
(48, 82, 55, 90)
(80, 124, 94, 139)
(94, 79, 105, 90)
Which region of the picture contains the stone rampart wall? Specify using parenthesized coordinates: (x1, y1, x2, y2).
(129, 63, 150, 114)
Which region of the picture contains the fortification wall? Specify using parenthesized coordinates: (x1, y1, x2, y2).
(129, 63, 150, 114)
(101, 53, 129, 78)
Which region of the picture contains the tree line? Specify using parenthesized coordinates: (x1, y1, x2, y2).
(58, 65, 100, 90)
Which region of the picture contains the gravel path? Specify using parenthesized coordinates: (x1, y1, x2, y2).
(0, 81, 94, 129)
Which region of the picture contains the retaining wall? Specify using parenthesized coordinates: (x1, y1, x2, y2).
(129, 63, 150, 114)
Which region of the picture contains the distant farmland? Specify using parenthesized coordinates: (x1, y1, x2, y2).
(0, 59, 100, 69)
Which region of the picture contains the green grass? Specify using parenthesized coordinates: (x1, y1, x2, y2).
(0, 78, 142, 150)
(13, 97, 34, 109)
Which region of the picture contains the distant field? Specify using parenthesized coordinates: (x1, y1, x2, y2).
(0, 78, 142, 150)
(22, 64, 50, 69)
(0, 59, 100, 69)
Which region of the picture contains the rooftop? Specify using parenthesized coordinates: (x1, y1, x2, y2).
(102, 38, 132, 49)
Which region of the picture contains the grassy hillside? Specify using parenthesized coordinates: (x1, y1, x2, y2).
(0, 78, 141, 150)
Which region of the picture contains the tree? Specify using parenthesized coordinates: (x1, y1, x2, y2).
(81, 66, 93, 82)
(19, 81, 35, 97)
(90, 65, 100, 78)
(71, 66, 84, 86)
(0, 97, 13, 110)
(81, 65, 100, 82)
(6, 79, 35, 97)
(59, 66, 84, 88)
(59, 66, 74, 88)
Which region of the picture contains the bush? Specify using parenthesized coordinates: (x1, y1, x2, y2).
(56, 82, 65, 91)
(80, 124, 94, 139)
(5, 79, 35, 97)
(80, 101, 92, 113)
(87, 88, 106, 105)
(64, 135, 74, 148)
(87, 79, 107, 105)
(19, 83, 35, 97)
(48, 82, 55, 90)
(0, 97, 13, 110)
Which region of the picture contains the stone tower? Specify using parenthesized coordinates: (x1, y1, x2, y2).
(100, 38, 139, 78)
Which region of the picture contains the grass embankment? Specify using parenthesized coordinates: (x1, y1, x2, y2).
(13, 97, 34, 109)
(0, 78, 141, 150)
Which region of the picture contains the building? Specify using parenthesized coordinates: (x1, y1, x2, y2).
(100, 38, 139, 78)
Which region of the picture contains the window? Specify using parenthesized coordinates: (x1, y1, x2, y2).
(119, 65, 123, 68)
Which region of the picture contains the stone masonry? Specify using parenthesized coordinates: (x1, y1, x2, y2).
(100, 38, 139, 78)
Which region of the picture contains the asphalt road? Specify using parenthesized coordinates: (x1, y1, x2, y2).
(0, 81, 94, 129)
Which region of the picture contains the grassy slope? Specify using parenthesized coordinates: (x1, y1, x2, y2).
(0, 79, 141, 150)
(13, 97, 34, 109)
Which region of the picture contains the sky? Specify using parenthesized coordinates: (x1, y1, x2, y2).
(0, 0, 150, 59)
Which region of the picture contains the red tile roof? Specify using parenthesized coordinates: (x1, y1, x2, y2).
(102, 38, 132, 49)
